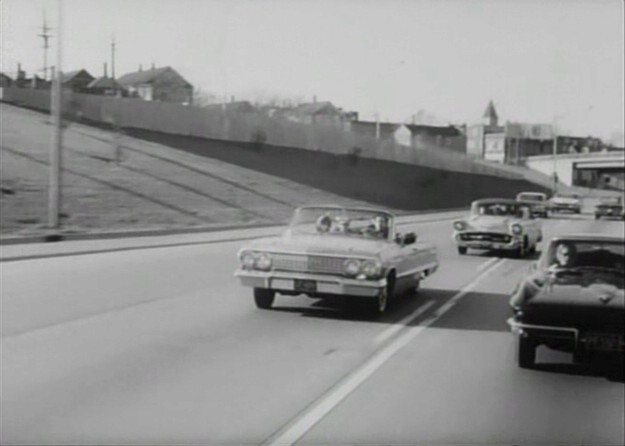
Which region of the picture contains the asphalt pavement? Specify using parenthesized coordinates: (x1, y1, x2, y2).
(1, 212, 623, 445)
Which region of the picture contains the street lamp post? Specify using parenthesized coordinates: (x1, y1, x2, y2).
(552, 119, 558, 194)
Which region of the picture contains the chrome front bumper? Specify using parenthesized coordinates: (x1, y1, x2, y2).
(455, 235, 522, 251)
(234, 270, 386, 297)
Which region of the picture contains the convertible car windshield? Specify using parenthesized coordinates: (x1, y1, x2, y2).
(544, 240, 625, 272)
(472, 202, 531, 217)
(289, 207, 393, 240)
(518, 193, 546, 202)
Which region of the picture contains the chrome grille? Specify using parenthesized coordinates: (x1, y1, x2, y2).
(272, 253, 346, 275)
(460, 232, 511, 243)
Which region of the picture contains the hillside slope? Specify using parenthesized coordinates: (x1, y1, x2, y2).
(0, 104, 373, 235)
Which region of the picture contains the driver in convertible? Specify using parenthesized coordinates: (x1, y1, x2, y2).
(550, 242, 577, 269)
(316, 215, 332, 233)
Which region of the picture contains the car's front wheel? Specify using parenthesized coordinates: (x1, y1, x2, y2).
(373, 286, 388, 314)
(254, 288, 275, 309)
(458, 246, 468, 255)
(518, 336, 536, 369)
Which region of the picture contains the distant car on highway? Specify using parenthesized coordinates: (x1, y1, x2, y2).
(235, 205, 439, 314)
(508, 235, 624, 369)
(452, 198, 542, 258)
(549, 193, 582, 214)
(594, 196, 624, 220)
(516, 191, 549, 218)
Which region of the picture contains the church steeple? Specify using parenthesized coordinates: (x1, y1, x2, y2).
(483, 100, 498, 127)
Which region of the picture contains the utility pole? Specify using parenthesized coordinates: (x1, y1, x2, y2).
(49, 0, 63, 229)
(110, 35, 116, 80)
(38, 12, 52, 81)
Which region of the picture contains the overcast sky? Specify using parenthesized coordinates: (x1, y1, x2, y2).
(2, 0, 623, 142)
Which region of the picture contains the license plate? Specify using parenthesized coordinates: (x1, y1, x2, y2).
(585, 334, 624, 351)
(294, 279, 317, 293)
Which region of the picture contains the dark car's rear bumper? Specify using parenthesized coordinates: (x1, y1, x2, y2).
(508, 317, 625, 353)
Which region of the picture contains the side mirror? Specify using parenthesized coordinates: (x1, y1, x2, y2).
(403, 232, 417, 246)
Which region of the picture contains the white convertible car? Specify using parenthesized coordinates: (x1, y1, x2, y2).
(235, 206, 439, 314)
(453, 198, 543, 258)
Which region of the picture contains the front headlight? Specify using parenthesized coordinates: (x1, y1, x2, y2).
(510, 224, 523, 235)
(256, 253, 272, 271)
(344, 259, 361, 277)
(361, 259, 382, 279)
(453, 221, 466, 231)
(240, 251, 256, 269)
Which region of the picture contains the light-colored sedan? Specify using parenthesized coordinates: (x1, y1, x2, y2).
(516, 191, 549, 218)
(452, 198, 543, 258)
(549, 193, 582, 214)
(235, 205, 439, 314)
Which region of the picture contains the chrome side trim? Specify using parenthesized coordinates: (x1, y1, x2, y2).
(396, 262, 439, 278)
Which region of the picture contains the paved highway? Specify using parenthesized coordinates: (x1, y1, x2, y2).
(2, 213, 623, 445)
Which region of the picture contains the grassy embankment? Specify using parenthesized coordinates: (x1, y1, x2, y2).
(1, 103, 550, 237)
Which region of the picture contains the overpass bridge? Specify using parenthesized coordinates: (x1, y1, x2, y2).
(524, 151, 625, 190)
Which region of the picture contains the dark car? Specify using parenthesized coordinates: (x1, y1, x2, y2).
(508, 235, 624, 369)
(594, 197, 624, 220)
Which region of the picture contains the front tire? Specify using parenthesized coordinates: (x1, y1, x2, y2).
(518, 336, 536, 369)
(458, 246, 468, 255)
(254, 288, 275, 309)
(375, 287, 388, 314)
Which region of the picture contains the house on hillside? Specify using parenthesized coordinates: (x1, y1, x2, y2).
(350, 120, 402, 141)
(286, 101, 344, 125)
(86, 76, 124, 96)
(117, 66, 193, 105)
(405, 124, 467, 153)
(61, 69, 95, 92)
(204, 100, 256, 113)
(0, 72, 13, 88)
(349, 120, 466, 152)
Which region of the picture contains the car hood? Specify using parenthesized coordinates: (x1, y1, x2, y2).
(464, 215, 516, 233)
(530, 274, 624, 310)
(242, 234, 389, 257)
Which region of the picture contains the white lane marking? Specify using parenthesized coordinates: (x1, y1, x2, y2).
(373, 300, 436, 346)
(264, 258, 506, 446)
(477, 256, 500, 272)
